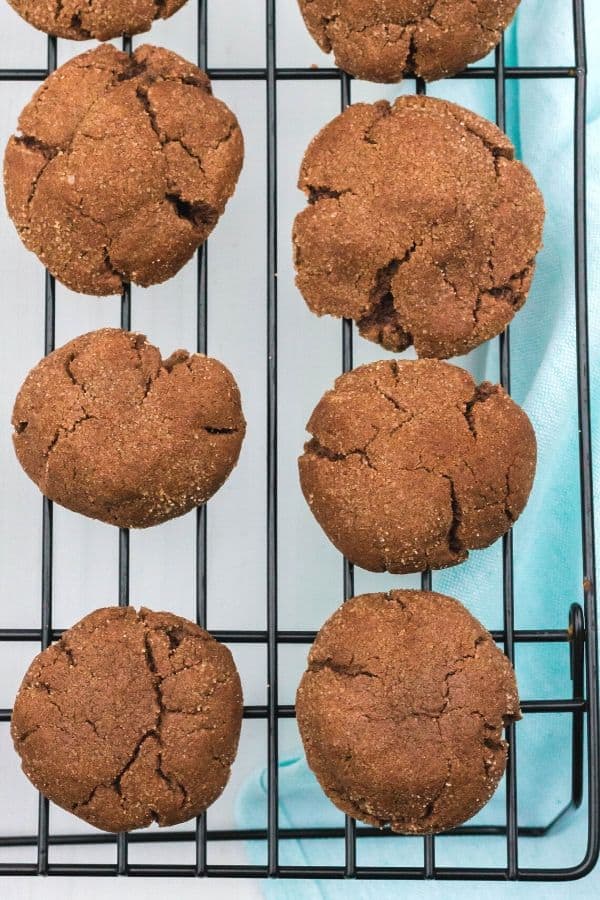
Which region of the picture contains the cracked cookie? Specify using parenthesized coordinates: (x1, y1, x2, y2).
(11, 606, 243, 832)
(12, 327, 246, 528)
(297, 590, 520, 833)
(298, 359, 536, 573)
(4, 43, 243, 296)
(293, 95, 544, 359)
(297, 0, 520, 83)
(7, 0, 189, 41)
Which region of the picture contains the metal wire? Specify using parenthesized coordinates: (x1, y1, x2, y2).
(192, 3, 209, 878)
(266, 0, 280, 877)
(0, 0, 597, 883)
(0, 65, 583, 83)
(492, 35, 520, 880)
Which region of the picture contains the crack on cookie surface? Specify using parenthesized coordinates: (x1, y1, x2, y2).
(12, 328, 246, 528)
(304, 435, 378, 472)
(9, 0, 189, 41)
(11, 607, 242, 832)
(4, 43, 242, 295)
(299, 359, 536, 573)
(297, 590, 521, 834)
(298, 0, 519, 83)
(294, 95, 544, 359)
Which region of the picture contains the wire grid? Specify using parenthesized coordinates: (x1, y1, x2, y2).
(0, 0, 598, 882)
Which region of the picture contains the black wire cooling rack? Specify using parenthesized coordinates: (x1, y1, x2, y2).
(0, 0, 598, 883)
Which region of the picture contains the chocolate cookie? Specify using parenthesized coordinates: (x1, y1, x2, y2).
(4, 43, 243, 296)
(293, 96, 544, 358)
(11, 607, 243, 832)
(12, 328, 245, 528)
(297, 0, 520, 83)
(298, 359, 536, 573)
(7, 0, 188, 40)
(296, 590, 520, 834)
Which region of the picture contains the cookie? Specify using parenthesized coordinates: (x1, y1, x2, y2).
(296, 590, 520, 834)
(293, 96, 544, 358)
(4, 43, 243, 296)
(11, 607, 243, 833)
(7, 0, 188, 40)
(297, 0, 520, 83)
(298, 359, 536, 573)
(12, 328, 245, 528)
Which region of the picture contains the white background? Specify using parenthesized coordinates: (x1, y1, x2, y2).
(0, 1, 592, 898)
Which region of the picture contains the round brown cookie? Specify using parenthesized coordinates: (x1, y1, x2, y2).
(11, 606, 243, 833)
(293, 96, 544, 359)
(7, 0, 188, 41)
(12, 328, 245, 528)
(4, 43, 243, 296)
(298, 359, 536, 573)
(296, 590, 520, 834)
(297, 0, 520, 83)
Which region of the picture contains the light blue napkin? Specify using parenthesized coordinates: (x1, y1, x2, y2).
(237, 1, 600, 896)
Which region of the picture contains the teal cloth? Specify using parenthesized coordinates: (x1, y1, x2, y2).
(237, 2, 600, 896)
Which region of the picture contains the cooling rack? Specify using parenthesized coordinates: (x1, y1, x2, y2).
(0, 0, 598, 883)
